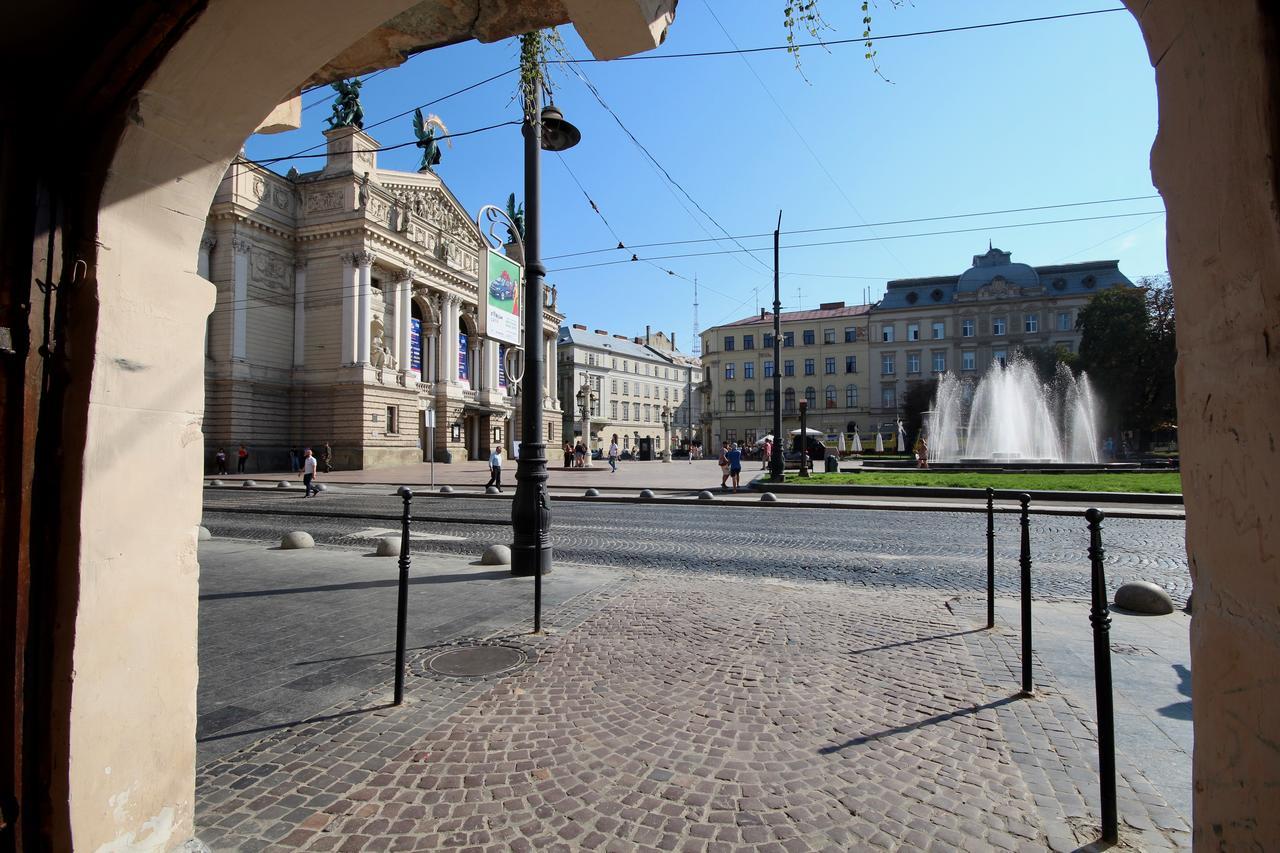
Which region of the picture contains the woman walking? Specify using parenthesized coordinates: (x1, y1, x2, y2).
(608, 434, 620, 474)
(727, 442, 743, 492)
(718, 441, 731, 490)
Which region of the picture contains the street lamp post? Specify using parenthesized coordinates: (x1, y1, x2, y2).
(798, 399, 810, 478)
(661, 405, 672, 462)
(769, 211, 784, 482)
(511, 77, 580, 580)
(575, 381, 596, 468)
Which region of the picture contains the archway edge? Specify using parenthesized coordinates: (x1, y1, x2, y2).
(1123, 1, 1280, 847)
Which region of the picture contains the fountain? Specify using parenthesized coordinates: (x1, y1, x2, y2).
(925, 356, 1106, 467)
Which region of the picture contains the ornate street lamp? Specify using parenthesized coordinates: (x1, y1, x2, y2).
(511, 75, 581, 582)
(798, 399, 810, 478)
(661, 405, 672, 462)
(575, 381, 596, 468)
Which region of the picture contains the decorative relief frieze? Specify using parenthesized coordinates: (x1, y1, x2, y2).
(305, 189, 345, 213)
(250, 249, 292, 290)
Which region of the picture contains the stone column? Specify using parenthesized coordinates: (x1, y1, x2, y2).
(340, 253, 356, 365)
(292, 260, 306, 367)
(231, 237, 250, 360)
(355, 250, 374, 365)
(198, 234, 216, 280)
(475, 338, 487, 392)
(396, 269, 416, 372)
(436, 294, 451, 385)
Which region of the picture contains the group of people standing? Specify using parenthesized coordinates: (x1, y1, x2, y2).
(211, 443, 332, 485)
(562, 441, 591, 468)
(717, 441, 744, 492)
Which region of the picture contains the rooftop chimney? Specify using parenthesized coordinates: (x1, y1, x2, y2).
(672, 332, 677, 349)
(646, 324, 651, 345)
(614, 334, 628, 340)
(594, 329, 608, 336)
(819, 301, 846, 310)
(760, 308, 767, 320)
(572, 323, 587, 330)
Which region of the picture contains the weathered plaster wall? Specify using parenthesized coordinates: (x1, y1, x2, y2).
(1125, 0, 1280, 846)
(83, 1, 426, 846)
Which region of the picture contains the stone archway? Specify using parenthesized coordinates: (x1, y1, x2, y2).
(2, 1, 1278, 849)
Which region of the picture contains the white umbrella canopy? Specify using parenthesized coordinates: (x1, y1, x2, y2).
(852, 432, 863, 452)
(789, 427, 824, 436)
(837, 432, 847, 454)
(755, 434, 774, 446)
(875, 432, 885, 453)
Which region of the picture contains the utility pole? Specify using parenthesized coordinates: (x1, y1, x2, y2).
(769, 211, 785, 483)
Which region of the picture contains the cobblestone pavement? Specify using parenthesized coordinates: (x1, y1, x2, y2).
(196, 570, 1187, 851)
(203, 491, 1191, 604)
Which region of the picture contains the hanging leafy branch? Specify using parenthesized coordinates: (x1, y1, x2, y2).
(517, 29, 568, 118)
(783, 0, 905, 81)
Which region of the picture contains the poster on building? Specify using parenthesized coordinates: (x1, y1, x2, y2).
(457, 332, 469, 383)
(497, 344, 507, 388)
(410, 318, 422, 374)
(482, 248, 522, 346)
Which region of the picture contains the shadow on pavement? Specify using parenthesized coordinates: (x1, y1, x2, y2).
(199, 569, 513, 601)
(819, 694, 1022, 753)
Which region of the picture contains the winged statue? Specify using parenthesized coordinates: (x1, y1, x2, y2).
(412, 109, 450, 173)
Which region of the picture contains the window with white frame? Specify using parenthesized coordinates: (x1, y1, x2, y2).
(611, 401, 618, 419)
(962, 350, 976, 371)
(993, 349, 1007, 367)
(824, 357, 835, 374)
(881, 387, 896, 409)
(764, 360, 774, 377)
(724, 392, 735, 412)
(744, 390, 756, 411)
(824, 328, 836, 344)
(725, 363, 735, 380)
(846, 384, 858, 407)
(932, 351, 946, 373)
(882, 325, 895, 343)
(882, 353, 895, 375)
(744, 361, 755, 379)
(845, 355, 857, 373)
(844, 327, 857, 343)
(962, 318, 975, 337)
(931, 321, 945, 339)
(765, 388, 775, 410)
(993, 317, 1007, 336)
(1057, 311, 1072, 331)
(907, 323, 920, 341)
(611, 379, 617, 393)
(804, 387, 816, 408)
(825, 385, 837, 408)
(1025, 313, 1039, 333)
(907, 353, 921, 374)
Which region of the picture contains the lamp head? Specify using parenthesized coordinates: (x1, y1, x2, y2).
(540, 105, 581, 152)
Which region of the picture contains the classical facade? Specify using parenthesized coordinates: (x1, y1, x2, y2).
(700, 302, 873, 449)
(867, 246, 1135, 423)
(201, 127, 563, 470)
(556, 325, 703, 456)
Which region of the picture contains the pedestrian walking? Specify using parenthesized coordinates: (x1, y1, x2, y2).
(322, 442, 333, 473)
(214, 447, 228, 475)
(608, 434, 620, 474)
(236, 444, 249, 473)
(301, 448, 320, 497)
(718, 441, 731, 490)
(760, 438, 772, 469)
(486, 446, 503, 491)
(727, 442, 743, 492)
(288, 447, 299, 473)
(563, 441, 573, 468)
(913, 436, 929, 469)
(574, 441, 587, 468)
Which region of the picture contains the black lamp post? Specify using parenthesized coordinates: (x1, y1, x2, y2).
(769, 211, 784, 482)
(798, 399, 809, 477)
(511, 80, 580, 580)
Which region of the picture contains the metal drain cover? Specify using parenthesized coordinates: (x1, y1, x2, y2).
(426, 645, 526, 677)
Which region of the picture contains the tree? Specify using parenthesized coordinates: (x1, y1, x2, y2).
(1014, 343, 1078, 384)
(901, 378, 938, 448)
(1076, 276, 1177, 440)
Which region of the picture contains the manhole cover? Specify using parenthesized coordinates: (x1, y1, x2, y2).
(426, 645, 526, 677)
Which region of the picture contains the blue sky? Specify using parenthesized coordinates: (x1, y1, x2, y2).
(245, 1, 1164, 354)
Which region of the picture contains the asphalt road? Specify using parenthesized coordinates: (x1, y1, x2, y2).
(202, 488, 1191, 604)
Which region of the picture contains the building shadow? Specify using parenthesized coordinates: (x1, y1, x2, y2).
(1157, 663, 1192, 720)
(196, 701, 392, 744)
(199, 569, 512, 602)
(846, 628, 985, 656)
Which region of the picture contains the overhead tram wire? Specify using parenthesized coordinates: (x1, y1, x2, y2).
(546, 209, 1167, 273)
(558, 8, 1127, 64)
(700, 0, 910, 277)
(559, 59, 776, 281)
(301, 68, 393, 112)
(543, 194, 1163, 261)
(239, 119, 521, 167)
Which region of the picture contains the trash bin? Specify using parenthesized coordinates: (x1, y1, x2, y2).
(824, 455, 840, 473)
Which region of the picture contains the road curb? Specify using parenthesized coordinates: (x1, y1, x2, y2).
(748, 480, 1183, 505)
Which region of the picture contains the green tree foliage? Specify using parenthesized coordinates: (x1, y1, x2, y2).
(1076, 276, 1177, 436)
(1014, 343, 1078, 384)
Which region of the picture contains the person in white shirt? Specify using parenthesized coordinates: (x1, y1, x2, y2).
(608, 434, 620, 474)
(302, 448, 320, 497)
(486, 447, 503, 491)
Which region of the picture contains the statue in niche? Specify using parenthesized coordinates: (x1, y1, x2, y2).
(358, 172, 369, 208)
(326, 78, 364, 130)
(412, 109, 450, 173)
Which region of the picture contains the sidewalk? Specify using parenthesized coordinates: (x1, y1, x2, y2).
(194, 540, 1190, 851)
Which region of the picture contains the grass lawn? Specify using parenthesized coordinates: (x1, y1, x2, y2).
(787, 471, 1182, 494)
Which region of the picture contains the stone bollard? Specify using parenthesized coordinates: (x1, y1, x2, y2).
(242, 480, 257, 488)
(198, 526, 212, 541)
(760, 492, 778, 502)
(208, 480, 223, 487)
(1114, 581, 1175, 615)
(698, 490, 714, 501)
(281, 531, 314, 549)
(481, 544, 512, 565)
(314, 483, 327, 492)
(375, 537, 400, 557)
(439, 485, 454, 494)
(639, 489, 655, 499)
(585, 488, 601, 497)
(277, 481, 291, 489)
(485, 485, 500, 495)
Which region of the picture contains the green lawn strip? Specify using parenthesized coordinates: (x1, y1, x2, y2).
(787, 471, 1182, 494)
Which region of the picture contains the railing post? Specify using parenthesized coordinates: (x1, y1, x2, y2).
(1019, 493, 1033, 696)
(986, 486, 995, 630)
(394, 486, 413, 706)
(1086, 507, 1119, 844)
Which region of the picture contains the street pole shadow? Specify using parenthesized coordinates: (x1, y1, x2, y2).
(819, 694, 1021, 753)
(196, 702, 393, 744)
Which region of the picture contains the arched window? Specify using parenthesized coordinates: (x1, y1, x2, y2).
(744, 389, 756, 411)
(846, 384, 858, 407)
(724, 391, 736, 412)
(804, 386, 816, 408)
(784, 388, 796, 412)
(825, 385, 837, 408)
(765, 388, 776, 410)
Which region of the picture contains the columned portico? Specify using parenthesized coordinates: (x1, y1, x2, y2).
(355, 250, 374, 365)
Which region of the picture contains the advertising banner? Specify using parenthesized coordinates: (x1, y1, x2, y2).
(482, 248, 522, 346)
(498, 344, 507, 388)
(458, 332, 469, 383)
(410, 318, 422, 374)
